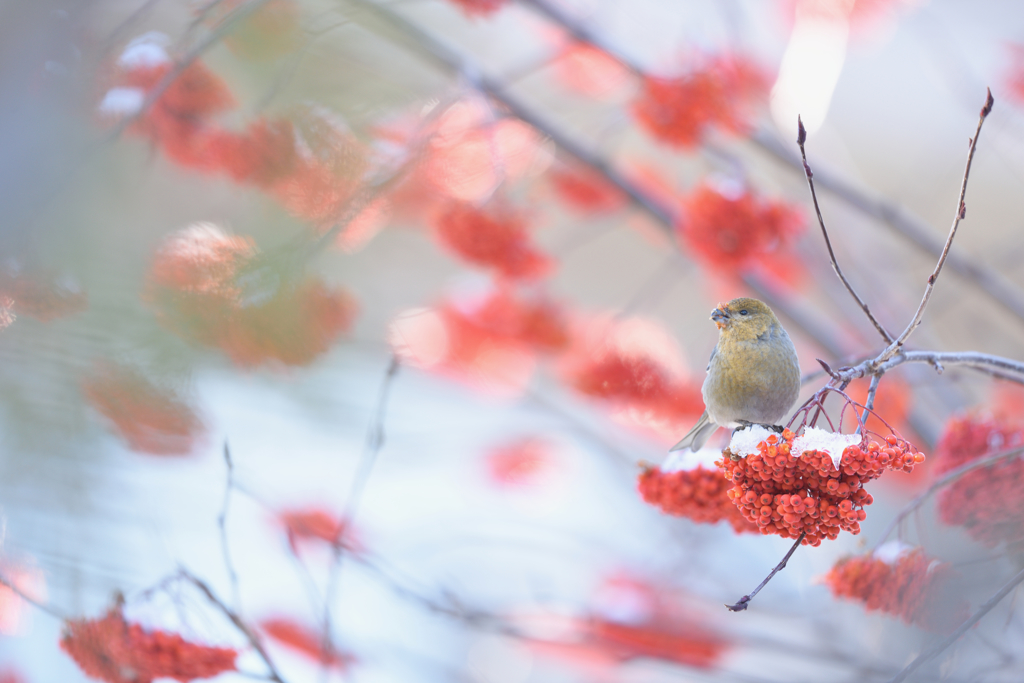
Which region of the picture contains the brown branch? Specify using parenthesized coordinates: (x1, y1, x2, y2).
(887, 564, 1024, 683)
(520, 0, 1024, 336)
(726, 532, 805, 612)
(872, 444, 1024, 552)
(796, 117, 893, 344)
(180, 569, 287, 683)
(877, 89, 994, 363)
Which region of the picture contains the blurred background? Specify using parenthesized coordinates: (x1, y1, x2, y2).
(2, 0, 1024, 681)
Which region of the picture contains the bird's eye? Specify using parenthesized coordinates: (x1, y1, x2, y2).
(739, 309, 748, 316)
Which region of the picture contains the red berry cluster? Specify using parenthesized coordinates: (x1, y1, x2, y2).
(935, 415, 1024, 546)
(0, 270, 87, 322)
(719, 431, 925, 546)
(81, 361, 205, 456)
(61, 607, 236, 683)
(639, 464, 758, 533)
(548, 164, 626, 214)
(632, 54, 767, 149)
(678, 183, 803, 272)
(824, 549, 968, 633)
(145, 225, 356, 368)
(260, 618, 352, 669)
(433, 202, 552, 280)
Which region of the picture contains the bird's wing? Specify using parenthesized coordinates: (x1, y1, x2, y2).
(670, 410, 719, 452)
(705, 343, 718, 373)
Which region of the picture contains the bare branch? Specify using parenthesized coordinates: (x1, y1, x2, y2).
(872, 444, 1024, 552)
(321, 355, 401, 672)
(887, 564, 1024, 683)
(878, 89, 994, 363)
(726, 532, 805, 612)
(796, 116, 893, 344)
(180, 569, 287, 683)
(219, 441, 242, 611)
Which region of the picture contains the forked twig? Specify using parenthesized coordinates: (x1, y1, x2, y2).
(877, 89, 994, 364)
(181, 569, 286, 683)
(887, 564, 1024, 683)
(726, 532, 806, 612)
(797, 117, 893, 344)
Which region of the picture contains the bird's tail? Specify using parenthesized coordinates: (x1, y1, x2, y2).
(670, 410, 719, 452)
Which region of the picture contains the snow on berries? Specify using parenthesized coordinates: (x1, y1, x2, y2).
(638, 448, 759, 533)
(719, 428, 925, 546)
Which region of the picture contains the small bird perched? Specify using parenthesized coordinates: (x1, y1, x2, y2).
(671, 297, 800, 452)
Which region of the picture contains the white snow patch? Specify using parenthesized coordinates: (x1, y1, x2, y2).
(118, 32, 171, 69)
(873, 540, 912, 565)
(98, 87, 145, 117)
(792, 426, 862, 470)
(660, 447, 722, 473)
(727, 425, 775, 457)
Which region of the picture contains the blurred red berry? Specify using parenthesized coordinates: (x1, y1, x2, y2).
(61, 607, 237, 683)
(633, 55, 768, 148)
(446, 0, 508, 18)
(548, 164, 627, 214)
(82, 361, 205, 456)
(934, 414, 1024, 546)
(261, 618, 352, 669)
(824, 547, 968, 633)
(678, 182, 803, 272)
(486, 438, 552, 487)
(434, 202, 552, 280)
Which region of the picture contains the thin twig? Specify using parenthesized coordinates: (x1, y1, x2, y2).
(872, 444, 1024, 551)
(181, 569, 287, 683)
(797, 117, 893, 344)
(887, 564, 1024, 683)
(0, 570, 66, 620)
(218, 441, 242, 611)
(856, 373, 882, 436)
(320, 355, 401, 675)
(726, 532, 806, 612)
(877, 89, 994, 364)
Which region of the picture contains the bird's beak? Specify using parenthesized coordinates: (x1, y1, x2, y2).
(711, 303, 731, 330)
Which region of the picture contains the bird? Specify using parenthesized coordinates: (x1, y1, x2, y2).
(671, 297, 801, 452)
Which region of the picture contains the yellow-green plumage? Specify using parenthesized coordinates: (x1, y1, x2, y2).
(671, 297, 800, 452)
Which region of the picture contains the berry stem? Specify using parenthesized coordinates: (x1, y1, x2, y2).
(726, 531, 805, 612)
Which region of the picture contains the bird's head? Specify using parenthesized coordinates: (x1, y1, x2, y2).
(711, 297, 781, 340)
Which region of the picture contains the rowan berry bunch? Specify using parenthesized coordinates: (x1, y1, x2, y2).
(935, 414, 1024, 546)
(720, 430, 925, 546)
(824, 547, 967, 633)
(638, 463, 757, 533)
(60, 606, 236, 683)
